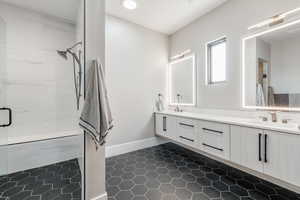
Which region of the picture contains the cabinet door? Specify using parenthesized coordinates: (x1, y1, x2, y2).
(155, 114, 175, 139)
(230, 126, 264, 173)
(263, 131, 300, 187)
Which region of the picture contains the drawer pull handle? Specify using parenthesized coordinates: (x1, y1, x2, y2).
(163, 116, 167, 131)
(179, 123, 194, 128)
(202, 128, 223, 134)
(179, 136, 194, 142)
(264, 134, 268, 163)
(202, 143, 223, 152)
(259, 133, 262, 161)
(0, 107, 12, 127)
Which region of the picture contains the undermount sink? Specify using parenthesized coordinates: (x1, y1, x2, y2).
(243, 118, 299, 130)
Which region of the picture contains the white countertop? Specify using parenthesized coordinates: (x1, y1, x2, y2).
(155, 110, 300, 135)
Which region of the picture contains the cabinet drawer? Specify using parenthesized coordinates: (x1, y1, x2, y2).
(198, 121, 230, 159)
(202, 128, 224, 150)
(177, 118, 197, 147)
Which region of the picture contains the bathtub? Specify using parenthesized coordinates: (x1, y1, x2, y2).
(0, 129, 84, 176)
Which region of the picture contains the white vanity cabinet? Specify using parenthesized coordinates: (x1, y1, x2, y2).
(263, 130, 300, 187)
(230, 126, 264, 173)
(198, 121, 230, 160)
(176, 118, 198, 147)
(156, 113, 230, 159)
(231, 126, 300, 187)
(155, 112, 300, 190)
(155, 114, 176, 139)
(155, 114, 198, 146)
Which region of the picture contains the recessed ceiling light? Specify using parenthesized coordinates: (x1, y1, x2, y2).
(122, 0, 137, 10)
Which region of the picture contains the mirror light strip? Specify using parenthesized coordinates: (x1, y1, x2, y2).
(170, 49, 192, 60)
(248, 7, 300, 30)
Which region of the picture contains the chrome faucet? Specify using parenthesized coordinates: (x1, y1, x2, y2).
(269, 112, 278, 123)
(282, 119, 292, 124)
(259, 116, 268, 122)
(174, 94, 183, 112)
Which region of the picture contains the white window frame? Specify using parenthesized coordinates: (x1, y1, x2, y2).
(206, 36, 227, 85)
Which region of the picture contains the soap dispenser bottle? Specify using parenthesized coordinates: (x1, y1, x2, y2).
(156, 93, 165, 112)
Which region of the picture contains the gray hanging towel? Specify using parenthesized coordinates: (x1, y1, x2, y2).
(79, 59, 113, 148)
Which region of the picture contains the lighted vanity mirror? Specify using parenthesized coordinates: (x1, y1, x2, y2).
(243, 20, 300, 111)
(168, 54, 196, 106)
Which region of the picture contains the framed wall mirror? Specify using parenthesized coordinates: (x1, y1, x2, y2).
(168, 54, 196, 106)
(242, 19, 300, 111)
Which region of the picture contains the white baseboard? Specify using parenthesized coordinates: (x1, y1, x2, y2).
(106, 137, 168, 158)
(90, 192, 107, 200)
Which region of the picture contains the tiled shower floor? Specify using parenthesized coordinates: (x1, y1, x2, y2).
(106, 143, 300, 200)
(0, 159, 82, 200)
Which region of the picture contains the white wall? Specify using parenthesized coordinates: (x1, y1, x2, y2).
(244, 38, 257, 106)
(271, 36, 300, 94)
(0, 2, 80, 139)
(170, 0, 300, 110)
(257, 39, 271, 63)
(105, 15, 169, 146)
(85, 0, 107, 199)
(0, 16, 5, 113)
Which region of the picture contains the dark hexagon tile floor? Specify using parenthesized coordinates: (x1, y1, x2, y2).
(106, 143, 300, 200)
(0, 159, 82, 200)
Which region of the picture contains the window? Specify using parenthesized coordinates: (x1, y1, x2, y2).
(207, 37, 227, 84)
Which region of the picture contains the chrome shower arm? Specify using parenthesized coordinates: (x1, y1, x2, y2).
(68, 42, 82, 51)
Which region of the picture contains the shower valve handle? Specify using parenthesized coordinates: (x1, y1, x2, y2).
(0, 107, 12, 127)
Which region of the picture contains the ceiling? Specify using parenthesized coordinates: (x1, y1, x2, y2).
(106, 0, 228, 35)
(0, 0, 80, 23)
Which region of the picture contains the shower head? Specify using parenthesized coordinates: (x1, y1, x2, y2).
(57, 50, 68, 60)
(56, 42, 83, 110)
(57, 42, 82, 61)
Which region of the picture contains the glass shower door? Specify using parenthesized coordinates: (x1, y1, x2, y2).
(0, 15, 8, 177)
(0, 0, 85, 199)
(0, 108, 10, 176)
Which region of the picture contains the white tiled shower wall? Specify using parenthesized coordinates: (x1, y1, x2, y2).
(0, 2, 84, 176)
(0, 2, 80, 141)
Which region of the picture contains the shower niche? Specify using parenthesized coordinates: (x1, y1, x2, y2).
(0, 0, 85, 199)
